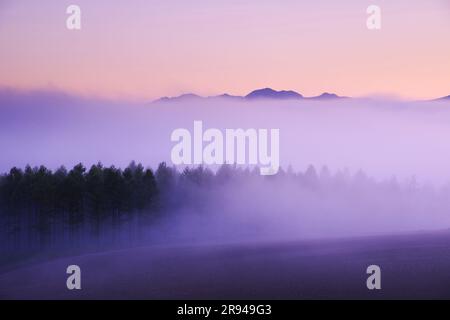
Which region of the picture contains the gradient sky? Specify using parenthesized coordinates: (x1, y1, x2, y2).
(0, 0, 449, 100)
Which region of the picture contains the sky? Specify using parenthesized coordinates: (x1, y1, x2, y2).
(0, 0, 449, 101)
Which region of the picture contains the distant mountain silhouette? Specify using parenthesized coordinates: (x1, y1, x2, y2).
(154, 93, 203, 103)
(245, 88, 303, 100)
(152, 88, 348, 103)
(307, 92, 348, 100)
(213, 93, 244, 101)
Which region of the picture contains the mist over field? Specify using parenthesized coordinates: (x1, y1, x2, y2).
(155, 174, 450, 243)
(2, 88, 450, 246)
(2, 89, 450, 299)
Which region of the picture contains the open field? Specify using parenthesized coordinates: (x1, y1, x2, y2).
(1, 230, 450, 299)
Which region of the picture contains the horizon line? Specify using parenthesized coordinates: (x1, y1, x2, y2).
(0, 85, 448, 104)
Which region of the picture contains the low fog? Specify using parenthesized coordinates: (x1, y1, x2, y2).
(2, 88, 450, 252)
(2, 89, 450, 184)
(150, 171, 450, 244)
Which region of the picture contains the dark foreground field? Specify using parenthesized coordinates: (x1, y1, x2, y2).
(1, 231, 450, 299)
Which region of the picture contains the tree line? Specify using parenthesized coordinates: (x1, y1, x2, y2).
(0, 161, 160, 250)
(0, 161, 440, 252)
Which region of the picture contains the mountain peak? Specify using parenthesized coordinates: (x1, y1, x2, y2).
(317, 92, 338, 99)
(245, 88, 303, 100)
(308, 92, 347, 100)
(154, 93, 202, 103)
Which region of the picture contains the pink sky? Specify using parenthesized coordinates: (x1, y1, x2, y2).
(0, 0, 449, 100)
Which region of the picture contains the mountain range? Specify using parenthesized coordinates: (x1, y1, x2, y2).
(153, 88, 450, 104)
(153, 88, 348, 103)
